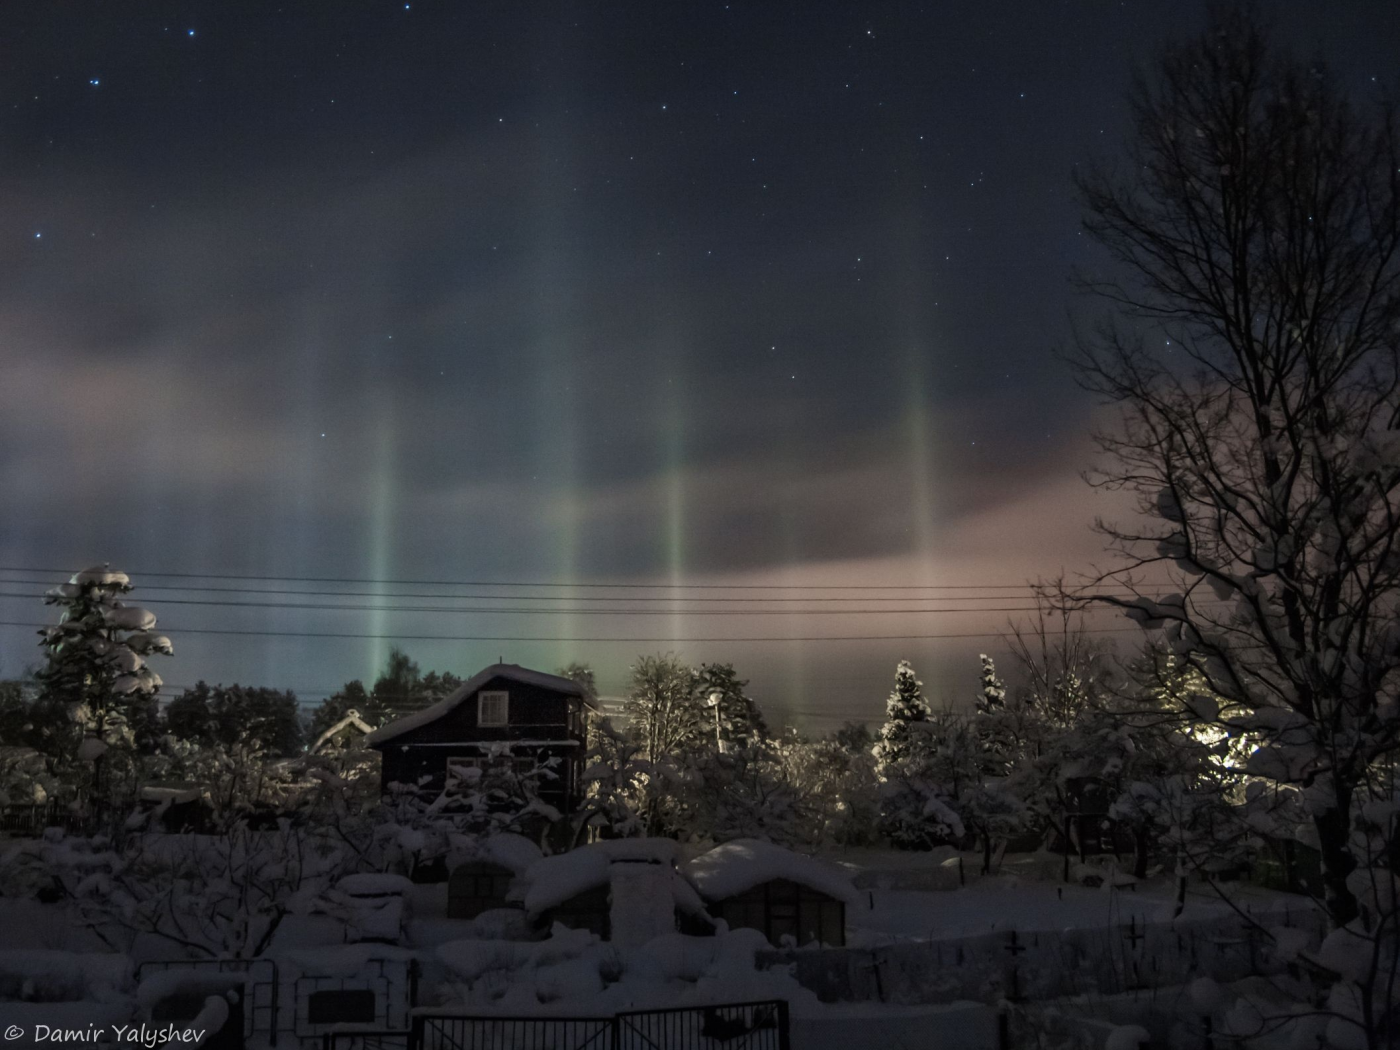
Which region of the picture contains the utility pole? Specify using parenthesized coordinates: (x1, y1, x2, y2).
(707, 691, 724, 754)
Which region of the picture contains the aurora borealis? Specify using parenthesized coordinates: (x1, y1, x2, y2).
(2, 1, 1394, 725)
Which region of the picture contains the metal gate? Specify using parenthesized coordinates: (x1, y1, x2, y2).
(321, 1033, 413, 1050)
(386, 1000, 788, 1050)
(616, 1001, 789, 1050)
(414, 1014, 613, 1049)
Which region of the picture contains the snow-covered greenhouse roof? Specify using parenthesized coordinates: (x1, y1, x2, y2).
(683, 838, 861, 906)
(514, 841, 707, 918)
(364, 663, 595, 746)
(450, 831, 544, 874)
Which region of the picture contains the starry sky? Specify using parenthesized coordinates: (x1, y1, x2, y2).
(2, 1, 1395, 727)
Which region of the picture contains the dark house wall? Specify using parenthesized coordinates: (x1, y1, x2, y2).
(374, 674, 587, 811)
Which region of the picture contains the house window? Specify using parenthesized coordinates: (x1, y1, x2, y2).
(306, 989, 377, 1025)
(478, 691, 509, 726)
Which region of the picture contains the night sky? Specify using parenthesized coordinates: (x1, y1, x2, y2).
(2, 2, 1395, 727)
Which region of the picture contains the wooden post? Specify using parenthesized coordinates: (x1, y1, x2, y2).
(1063, 815, 1073, 883)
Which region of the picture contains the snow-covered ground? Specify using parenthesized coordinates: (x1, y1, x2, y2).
(0, 845, 1315, 1050)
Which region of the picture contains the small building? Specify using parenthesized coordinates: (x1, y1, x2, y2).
(684, 838, 857, 948)
(310, 708, 375, 755)
(329, 873, 415, 944)
(137, 782, 217, 833)
(365, 664, 597, 817)
(446, 832, 542, 919)
(516, 839, 711, 947)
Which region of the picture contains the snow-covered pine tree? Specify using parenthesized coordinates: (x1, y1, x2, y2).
(35, 566, 172, 800)
(977, 654, 1006, 714)
(872, 660, 931, 776)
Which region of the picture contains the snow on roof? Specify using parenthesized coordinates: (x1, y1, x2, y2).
(589, 838, 683, 865)
(365, 664, 587, 746)
(311, 710, 375, 753)
(139, 782, 209, 805)
(684, 839, 861, 906)
(274, 943, 416, 976)
(451, 832, 544, 875)
(403, 739, 580, 748)
(519, 848, 612, 916)
(515, 841, 709, 921)
(336, 873, 416, 897)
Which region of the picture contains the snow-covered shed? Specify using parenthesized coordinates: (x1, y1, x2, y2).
(684, 839, 859, 948)
(136, 781, 216, 833)
(365, 663, 597, 816)
(310, 708, 375, 754)
(446, 832, 542, 919)
(328, 873, 415, 944)
(514, 839, 711, 947)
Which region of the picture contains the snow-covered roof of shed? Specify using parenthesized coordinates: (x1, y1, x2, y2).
(518, 848, 612, 916)
(365, 663, 588, 746)
(589, 837, 684, 865)
(683, 838, 861, 906)
(451, 832, 543, 875)
(138, 781, 209, 805)
(311, 710, 375, 753)
(515, 841, 708, 919)
(335, 873, 416, 897)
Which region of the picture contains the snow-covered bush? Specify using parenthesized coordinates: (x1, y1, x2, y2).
(48, 823, 355, 958)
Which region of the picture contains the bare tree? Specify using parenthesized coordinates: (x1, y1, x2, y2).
(1068, 4, 1400, 930)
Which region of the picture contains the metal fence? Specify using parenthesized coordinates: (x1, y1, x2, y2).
(350, 1001, 791, 1050)
(0, 802, 94, 837)
(414, 1014, 614, 1050)
(322, 1032, 413, 1050)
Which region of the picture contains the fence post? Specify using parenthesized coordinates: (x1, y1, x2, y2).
(266, 960, 279, 1047)
(411, 1014, 424, 1050)
(610, 1013, 622, 1050)
(777, 1000, 791, 1050)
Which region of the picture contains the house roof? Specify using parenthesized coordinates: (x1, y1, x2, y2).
(310, 709, 375, 754)
(364, 663, 589, 747)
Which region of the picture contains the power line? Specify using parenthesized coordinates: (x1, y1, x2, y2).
(0, 564, 1094, 592)
(0, 619, 1148, 644)
(0, 576, 1178, 603)
(0, 590, 1146, 617)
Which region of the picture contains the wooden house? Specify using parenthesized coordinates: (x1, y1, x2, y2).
(365, 664, 596, 816)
